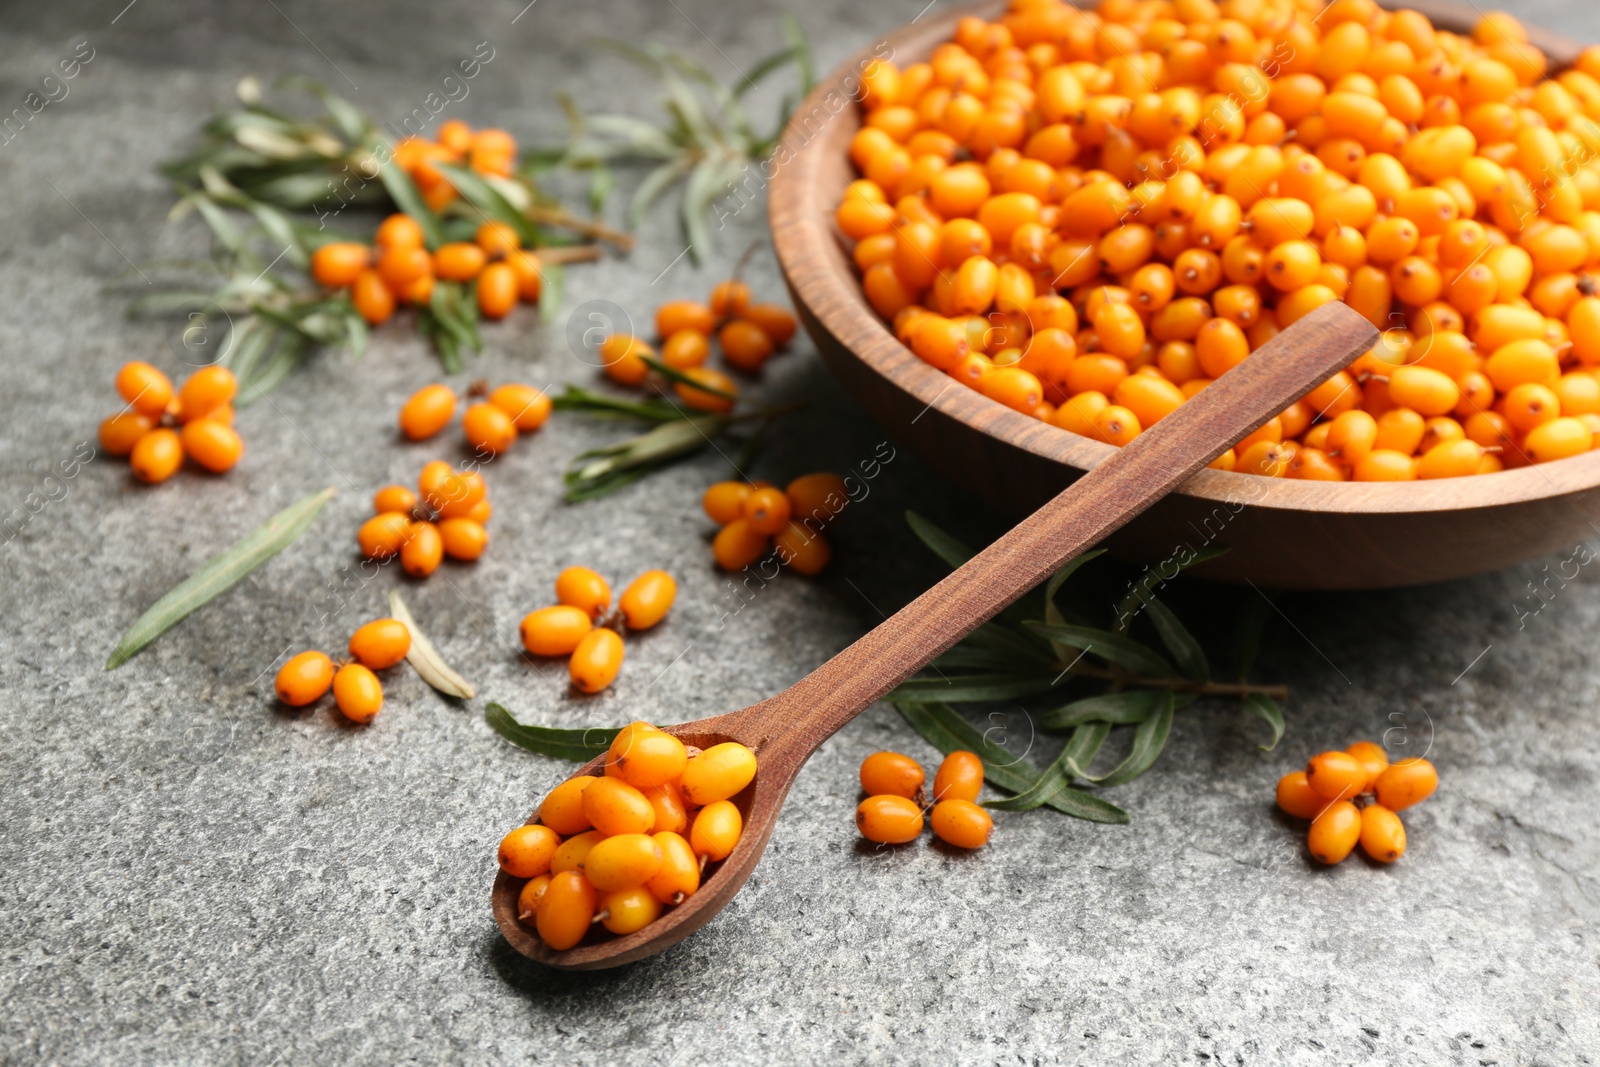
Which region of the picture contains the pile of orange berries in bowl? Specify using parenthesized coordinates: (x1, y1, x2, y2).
(837, 0, 1600, 479)
(274, 617, 413, 724)
(519, 567, 677, 693)
(310, 215, 541, 325)
(397, 380, 552, 456)
(597, 282, 799, 413)
(702, 472, 848, 574)
(100, 361, 243, 483)
(855, 749, 994, 849)
(497, 722, 757, 951)
(393, 119, 519, 210)
(358, 461, 492, 577)
(1276, 741, 1438, 864)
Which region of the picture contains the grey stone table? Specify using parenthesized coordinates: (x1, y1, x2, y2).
(2, 0, 1597, 1063)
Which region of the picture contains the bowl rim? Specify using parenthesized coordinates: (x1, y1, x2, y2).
(768, 0, 1600, 517)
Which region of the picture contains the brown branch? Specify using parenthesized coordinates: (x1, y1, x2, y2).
(524, 206, 634, 250)
(1069, 662, 1289, 700)
(535, 244, 603, 266)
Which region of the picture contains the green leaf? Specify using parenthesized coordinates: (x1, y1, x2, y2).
(1024, 622, 1175, 678)
(1039, 689, 1193, 730)
(552, 385, 687, 422)
(1076, 691, 1174, 787)
(376, 156, 444, 248)
(782, 14, 815, 95)
(732, 46, 799, 101)
(985, 722, 1110, 812)
(1243, 693, 1285, 751)
(589, 162, 614, 214)
(485, 703, 619, 761)
(629, 158, 694, 227)
(894, 702, 1127, 823)
(886, 673, 1063, 704)
(541, 261, 565, 324)
(106, 488, 334, 669)
(905, 510, 973, 569)
(1043, 548, 1106, 658)
(681, 155, 721, 263)
(433, 162, 539, 247)
(1143, 597, 1209, 683)
(1233, 593, 1274, 682)
(1112, 544, 1230, 632)
(640, 356, 737, 400)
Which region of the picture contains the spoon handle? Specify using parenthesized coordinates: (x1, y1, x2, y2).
(758, 301, 1377, 755)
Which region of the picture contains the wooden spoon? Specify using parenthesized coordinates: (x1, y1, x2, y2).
(493, 301, 1378, 970)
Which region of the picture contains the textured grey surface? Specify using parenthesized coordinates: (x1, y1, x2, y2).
(1, 1, 1598, 1064)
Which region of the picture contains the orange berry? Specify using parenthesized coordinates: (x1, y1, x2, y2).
(619, 570, 676, 631)
(744, 303, 798, 346)
(569, 627, 624, 694)
(607, 723, 688, 789)
(399, 384, 456, 440)
(348, 618, 411, 669)
(486, 384, 549, 431)
(860, 751, 925, 799)
(1306, 800, 1361, 864)
(932, 750, 984, 803)
(438, 518, 489, 561)
(352, 269, 396, 324)
(274, 650, 334, 707)
(477, 262, 519, 320)
(1375, 758, 1439, 811)
(719, 319, 775, 371)
(1346, 740, 1390, 793)
(1275, 771, 1328, 820)
(463, 401, 518, 456)
(555, 566, 611, 619)
(476, 220, 521, 257)
(712, 518, 769, 571)
(332, 662, 383, 724)
(742, 486, 792, 535)
(1359, 803, 1407, 862)
(856, 795, 924, 844)
(657, 300, 716, 337)
(373, 484, 418, 515)
(1305, 750, 1367, 802)
(176, 365, 237, 422)
(507, 250, 542, 302)
(499, 823, 560, 879)
(520, 605, 594, 657)
(433, 242, 486, 282)
(358, 513, 412, 560)
(930, 798, 993, 848)
(702, 480, 753, 524)
(774, 520, 831, 575)
(680, 742, 758, 806)
(376, 244, 431, 293)
(311, 242, 371, 288)
(401, 520, 443, 577)
(375, 213, 425, 251)
(689, 800, 743, 861)
(99, 411, 155, 457)
(674, 367, 738, 413)
(535, 870, 596, 951)
(785, 472, 849, 527)
(661, 329, 711, 370)
(178, 419, 244, 473)
(129, 428, 183, 484)
(599, 334, 654, 386)
(710, 279, 751, 318)
(583, 777, 656, 837)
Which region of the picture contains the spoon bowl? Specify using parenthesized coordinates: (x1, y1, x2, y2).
(493, 303, 1378, 969)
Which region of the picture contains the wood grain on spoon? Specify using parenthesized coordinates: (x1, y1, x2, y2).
(494, 301, 1379, 970)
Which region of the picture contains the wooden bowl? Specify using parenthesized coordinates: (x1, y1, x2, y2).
(769, 0, 1600, 589)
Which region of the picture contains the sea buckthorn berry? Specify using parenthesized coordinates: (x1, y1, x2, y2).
(310, 242, 370, 287)
(856, 794, 925, 845)
(399, 384, 456, 440)
(774, 520, 832, 575)
(679, 742, 758, 806)
(1526, 417, 1594, 463)
(582, 833, 664, 892)
(535, 870, 597, 951)
(620, 570, 676, 631)
(657, 300, 716, 337)
(508, 250, 543, 302)
(710, 280, 751, 319)
(690, 800, 744, 861)
(720, 319, 776, 371)
(598, 886, 663, 936)
(1359, 804, 1407, 862)
(373, 484, 418, 515)
(516, 874, 551, 923)
(1375, 758, 1439, 811)
(641, 783, 689, 836)
(930, 799, 993, 849)
(933, 750, 984, 803)
(1354, 450, 1417, 481)
(520, 605, 593, 657)
(352, 269, 396, 324)
(375, 213, 424, 251)
(463, 401, 517, 456)
(743, 487, 792, 535)
(1275, 771, 1328, 820)
(358, 512, 412, 560)
(540, 776, 596, 836)
(675, 367, 738, 413)
(859, 751, 926, 800)
(377, 244, 431, 293)
(475, 220, 521, 257)
(400, 520, 443, 577)
(418, 460, 484, 513)
(1418, 439, 1485, 479)
(713, 518, 769, 571)
(583, 777, 656, 837)
(176, 365, 237, 422)
(178, 419, 244, 473)
(477, 262, 519, 320)
(348, 618, 412, 670)
(555, 566, 612, 619)
(786, 472, 849, 527)
(647, 831, 700, 904)
(661, 329, 711, 370)
(1305, 750, 1367, 802)
(703, 481, 753, 524)
(332, 662, 383, 724)
(116, 361, 174, 419)
(1306, 800, 1362, 864)
(745, 304, 797, 346)
(1386, 365, 1460, 416)
(100, 411, 155, 457)
(275, 650, 334, 707)
(438, 518, 488, 561)
(498, 824, 559, 879)
(130, 428, 183, 484)
(433, 242, 486, 281)
(550, 830, 604, 875)
(1346, 740, 1390, 793)
(569, 627, 624, 694)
